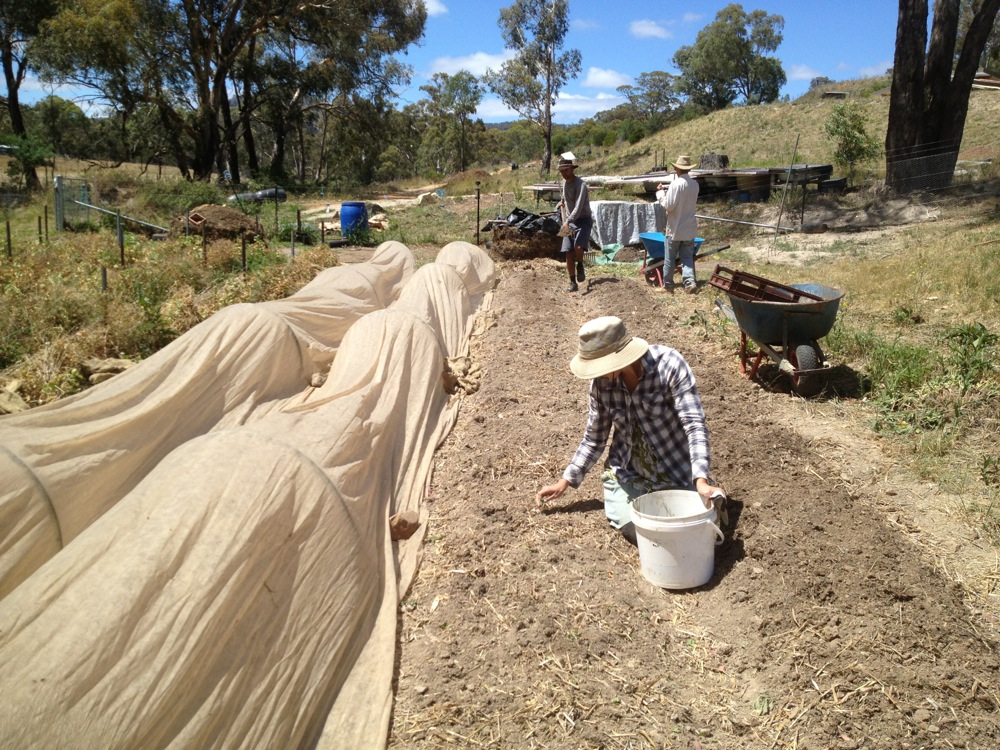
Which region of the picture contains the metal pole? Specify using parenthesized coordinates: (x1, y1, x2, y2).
(695, 214, 796, 232)
(101, 265, 107, 292)
(44, 205, 49, 242)
(5, 221, 11, 259)
(38, 216, 43, 244)
(241, 234, 247, 272)
(476, 181, 481, 245)
(202, 222, 207, 264)
(274, 186, 279, 232)
(771, 135, 799, 256)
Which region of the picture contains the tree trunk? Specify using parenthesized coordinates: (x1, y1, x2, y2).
(1, 38, 41, 191)
(541, 43, 554, 174)
(221, 92, 241, 185)
(886, 0, 1000, 192)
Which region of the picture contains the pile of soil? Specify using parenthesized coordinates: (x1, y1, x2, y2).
(388, 256, 1000, 748)
(170, 204, 262, 241)
(489, 225, 562, 260)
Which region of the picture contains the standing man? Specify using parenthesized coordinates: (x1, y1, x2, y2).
(556, 152, 592, 293)
(536, 316, 725, 544)
(656, 155, 700, 293)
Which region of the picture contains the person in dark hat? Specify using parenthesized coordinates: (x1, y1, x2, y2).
(556, 152, 592, 292)
(536, 316, 724, 543)
(656, 154, 701, 293)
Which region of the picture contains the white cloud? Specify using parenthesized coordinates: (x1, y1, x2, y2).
(583, 67, 632, 89)
(572, 19, 600, 31)
(787, 64, 820, 82)
(859, 60, 893, 77)
(553, 91, 626, 122)
(682, 13, 703, 23)
(423, 0, 447, 17)
(475, 97, 518, 121)
(475, 91, 626, 124)
(428, 51, 513, 77)
(630, 19, 672, 40)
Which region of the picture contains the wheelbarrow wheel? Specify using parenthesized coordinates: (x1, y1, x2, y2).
(789, 341, 823, 397)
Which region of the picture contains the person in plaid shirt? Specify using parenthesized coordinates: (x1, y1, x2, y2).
(536, 316, 724, 543)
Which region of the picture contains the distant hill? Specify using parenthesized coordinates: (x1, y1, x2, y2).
(583, 76, 999, 178)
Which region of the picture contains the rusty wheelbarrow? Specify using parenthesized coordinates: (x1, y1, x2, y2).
(709, 265, 844, 397)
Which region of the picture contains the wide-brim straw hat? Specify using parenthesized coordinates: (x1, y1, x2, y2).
(671, 155, 697, 171)
(569, 316, 649, 379)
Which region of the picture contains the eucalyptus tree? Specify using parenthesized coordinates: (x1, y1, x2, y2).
(885, 0, 1000, 191)
(483, 0, 581, 173)
(673, 4, 785, 110)
(35, 0, 426, 182)
(0, 0, 59, 189)
(419, 71, 483, 173)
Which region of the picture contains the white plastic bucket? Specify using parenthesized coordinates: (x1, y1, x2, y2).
(631, 490, 724, 589)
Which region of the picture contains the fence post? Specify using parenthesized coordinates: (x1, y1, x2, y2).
(296, 208, 301, 244)
(202, 222, 207, 264)
(38, 216, 43, 244)
(44, 205, 49, 242)
(101, 265, 107, 292)
(5, 221, 11, 259)
(476, 181, 481, 245)
(241, 234, 247, 272)
(274, 186, 279, 232)
(53, 176, 64, 231)
(117, 211, 125, 266)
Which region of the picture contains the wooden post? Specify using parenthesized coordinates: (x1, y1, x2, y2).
(202, 222, 207, 264)
(241, 234, 247, 272)
(101, 265, 107, 292)
(44, 205, 49, 242)
(5, 221, 11, 259)
(476, 181, 482, 245)
(38, 215, 43, 243)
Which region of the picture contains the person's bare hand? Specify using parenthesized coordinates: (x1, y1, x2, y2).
(535, 478, 569, 509)
(695, 477, 726, 509)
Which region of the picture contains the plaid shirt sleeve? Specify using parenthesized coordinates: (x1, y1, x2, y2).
(562, 381, 611, 488)
(645, 347, 711, 483)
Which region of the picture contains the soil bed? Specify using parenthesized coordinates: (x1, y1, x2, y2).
(388, 254, 1000, 749)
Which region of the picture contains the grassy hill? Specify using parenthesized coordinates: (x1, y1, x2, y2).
(585, 76, 1000, 178)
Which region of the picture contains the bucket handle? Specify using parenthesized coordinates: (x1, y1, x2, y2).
(709, 520, 725, 546)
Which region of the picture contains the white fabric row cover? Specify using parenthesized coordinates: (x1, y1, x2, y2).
(0, 240, 496, 749)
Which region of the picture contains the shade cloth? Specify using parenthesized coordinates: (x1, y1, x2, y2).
(0, 241, 496, 750)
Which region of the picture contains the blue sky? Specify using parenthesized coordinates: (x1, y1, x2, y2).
(18, 1, 900, 123)
(399, 0, 900, 122)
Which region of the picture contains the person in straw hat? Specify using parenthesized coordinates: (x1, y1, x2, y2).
(555, 152, 592, 293)
(655, 154, 701, 293)
(536, 316, 724, 544)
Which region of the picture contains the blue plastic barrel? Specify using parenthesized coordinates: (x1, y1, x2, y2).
(340, 201, 368, 236)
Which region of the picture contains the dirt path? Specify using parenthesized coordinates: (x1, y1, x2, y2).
(386, 256, 1000, 748)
